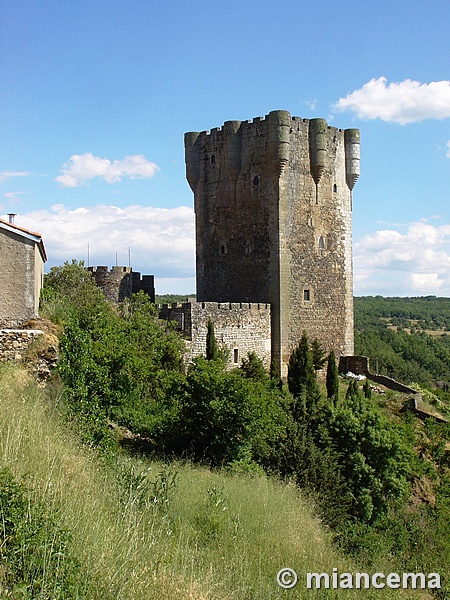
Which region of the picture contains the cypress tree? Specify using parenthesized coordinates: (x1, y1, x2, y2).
(288, 332, 319, 411)
(311, 338, 327, 370)
(363, 377, 372, 399)
(206, 319, 218, 361)
(326, 350, 339, 402)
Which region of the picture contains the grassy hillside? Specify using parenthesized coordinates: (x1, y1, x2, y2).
(1, 364, 428, 599)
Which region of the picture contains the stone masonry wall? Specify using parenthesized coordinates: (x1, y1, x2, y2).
(0, 329, 43, 361)
(159, 300, 271, 369)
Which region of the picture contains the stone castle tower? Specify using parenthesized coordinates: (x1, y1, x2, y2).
(87, 266, 155, 304)
(185, 110, 359, 377)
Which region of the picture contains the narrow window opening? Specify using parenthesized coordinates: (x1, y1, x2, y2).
(304, 289, 311, 302)
(211, 154, 215, 164)
(319, 237, 325, 250)
(252, 175, 259, 185)
(201, 302, 205, 309)
(220, 244, 226, 255)
(245, 241, 251, 253)
(233, 348, 239, 364)
(333, 183, 338, 193)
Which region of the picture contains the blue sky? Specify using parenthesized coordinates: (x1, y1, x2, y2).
(1, 0, 449, 295)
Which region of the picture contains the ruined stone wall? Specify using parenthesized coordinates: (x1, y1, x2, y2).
(0, 329, 43, 361)
(159, 300, 271, 369)
(0, 229, 37, 325)
(185, 110, 359, 377)
(87, 266, 155, 304)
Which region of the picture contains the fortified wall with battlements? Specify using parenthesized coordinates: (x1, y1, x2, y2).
(87, 266, 155, 304)
(159, 299, 271, 369)
(185, 110, 359, 377)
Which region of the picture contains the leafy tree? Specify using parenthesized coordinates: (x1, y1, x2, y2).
(154, 355, 292, 468)
(322, 399, 412, 523)
(48, 262, 185, 446)
(326, 350, 339, 402)
(345, 380, 362, 404)
(354, 296, 450, 385)
(40, 259, 106, 324)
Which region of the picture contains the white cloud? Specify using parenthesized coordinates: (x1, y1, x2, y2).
(5, 204, 195, 293)
(334, 77, 450, 124)
(305, 98, 317, 111)
(0, 171, 32, 183)
(447, 140, 450, 158)
(55, 153, 160, 187)
(7, 206, 450, 297)
(354, 221, 450, 296)
(406, 273, 443, 292)
(3, 191, 26, 203)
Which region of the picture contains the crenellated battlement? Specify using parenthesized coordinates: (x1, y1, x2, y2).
(186, 111, 355, 139)
(157, 301, 270, 311)
(185, 110, 359, 198)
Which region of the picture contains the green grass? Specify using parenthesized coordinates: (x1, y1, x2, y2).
(0, 365, 433, 599)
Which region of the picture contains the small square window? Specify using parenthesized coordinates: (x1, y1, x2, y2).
(304, 289, 310, 302)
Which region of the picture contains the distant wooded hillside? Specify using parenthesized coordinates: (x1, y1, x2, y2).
(354, 296, 450, 385)
(155, 294, 196, 304)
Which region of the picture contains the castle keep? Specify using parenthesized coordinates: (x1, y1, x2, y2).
(185, 110, 359, 377)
